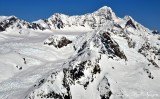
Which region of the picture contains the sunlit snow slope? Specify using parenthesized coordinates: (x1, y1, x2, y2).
(0, 6, 160, 99)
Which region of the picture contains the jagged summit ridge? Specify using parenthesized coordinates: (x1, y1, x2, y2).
(0, 6, 153, 34)
(33, 6, 118, 30)
(0, 15, 46, 33)
(0, 6, 119, 32)
(95, 6, 116, 18)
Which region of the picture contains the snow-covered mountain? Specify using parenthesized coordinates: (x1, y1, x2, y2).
(0, 6, 160, 99)
(33, 6, 116, 30)
(0, 6, 116, 32)
(0, 16, 46, 33)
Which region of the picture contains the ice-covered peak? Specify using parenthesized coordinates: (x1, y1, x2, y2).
(94, 6, 117, 19)
(123, 15, 151, 32)
(8, 15, 17, 19)
(0, 15, 17, 22)
(49, 13, 68, 20)
(98, 6, 112, 11)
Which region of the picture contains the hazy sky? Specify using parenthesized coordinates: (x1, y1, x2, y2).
(0, 0, 159, 30)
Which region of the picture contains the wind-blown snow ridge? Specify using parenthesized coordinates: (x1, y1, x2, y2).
(0, 6, 160, 99)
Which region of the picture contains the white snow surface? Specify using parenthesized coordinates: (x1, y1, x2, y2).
(0, 29, 88, 98)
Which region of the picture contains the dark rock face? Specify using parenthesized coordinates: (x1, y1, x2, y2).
(57, 19, 64, 29)
(100, 32, 127, 60)
(93, 64, 101, 74)
(47, 14, 64, 29)
(125, 19, 136, 29)
(98, 77, 112, 99)
(44, 36, 72, 48)
(0, 25, 5, 31)
(16, 65, 22, 70)
(138, 42, 159, 68)
(114, 23, 122, 29)
(62, 60, 101, 87)
(128, 39, 136, 48)
(152, 30, 160, 34)
(0, 16, 17, 29)
(77, 41, 87, 53)
(124, 35, 136, 48)
(29, 23, 46, 30)
(143, 68, 154, 79)
(148, 59, 159, 68)
(43, 91, 63, 99)
(57, 37, 72, 48)
(37, 79, 45, 86)
(69, 61, 86, 80)
(23, 58, 27, 64)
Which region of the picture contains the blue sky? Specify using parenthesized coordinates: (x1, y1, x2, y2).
(0, 0, 160, 30)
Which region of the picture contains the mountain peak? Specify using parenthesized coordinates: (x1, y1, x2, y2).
(99, 6, 112, 10)
(0, 15, 17, 22)
(97, 6, 113, 13)
(124, 15, 134, 21)
(95, 6, 117, 20)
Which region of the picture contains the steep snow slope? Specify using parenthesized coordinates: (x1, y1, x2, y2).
(0, 6, 160, 99)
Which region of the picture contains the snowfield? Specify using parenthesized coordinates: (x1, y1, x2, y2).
(0, 29, 89, 98)
(0, 6, 160, 99)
